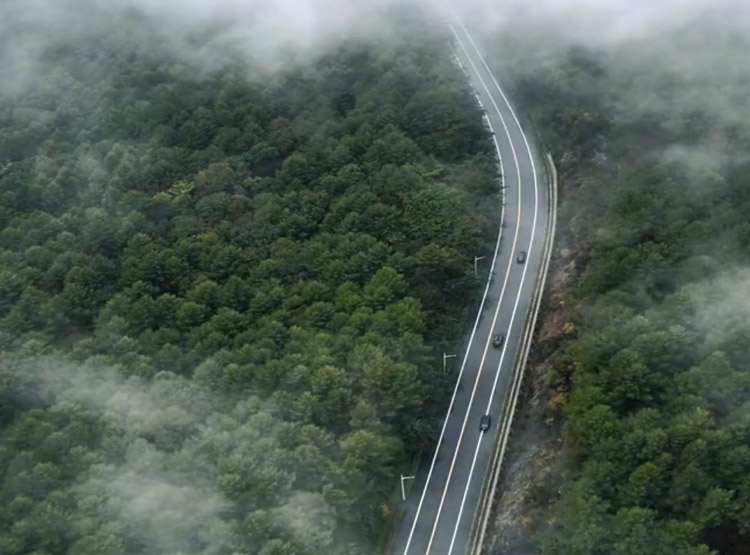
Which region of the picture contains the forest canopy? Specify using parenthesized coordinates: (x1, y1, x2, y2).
(0, 7, 499, 555)
(500, 27, 750, 555)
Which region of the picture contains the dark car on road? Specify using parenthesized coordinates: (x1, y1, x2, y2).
(480, 414, 492, 432)
(492, 334, 504, 348)
(516, 250, 526, 263)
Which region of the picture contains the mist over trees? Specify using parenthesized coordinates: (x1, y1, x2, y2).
(0, 6, 499, 554)
(485, 7, 750, 554)
(5, 0, 750, 552)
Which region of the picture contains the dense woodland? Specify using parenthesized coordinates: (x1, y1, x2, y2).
(508, 39, 750, 555)
(0, 10, 499, 555)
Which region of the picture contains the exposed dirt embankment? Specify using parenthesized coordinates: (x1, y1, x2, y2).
(482, 246, 580, 555)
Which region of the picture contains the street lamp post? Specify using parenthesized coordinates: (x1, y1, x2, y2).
(443, 352, 457, 373)
(474, 255, 486, 275)
(400, 474, 416, 501)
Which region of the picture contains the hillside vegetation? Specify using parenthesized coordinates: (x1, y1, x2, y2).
(0, 12, 499, 555)
(508, 40, 750, 555)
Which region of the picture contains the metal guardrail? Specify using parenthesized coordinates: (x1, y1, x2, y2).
(467, 151, 558, 555)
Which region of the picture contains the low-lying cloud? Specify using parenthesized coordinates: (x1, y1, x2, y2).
(4, 358, 344, 553)
(4, 0, 749, 139)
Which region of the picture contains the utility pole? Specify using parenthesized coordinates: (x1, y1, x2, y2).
(443, 352, 457, 373)
(400, 474, 416, 501)
(474, 255, 486, 275)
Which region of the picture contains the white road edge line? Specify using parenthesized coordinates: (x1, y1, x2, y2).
(445, 19, 543, 555)
(447, 207, 537, 554)
(420, 22, 525, 555)
(400, 26, 517, 555)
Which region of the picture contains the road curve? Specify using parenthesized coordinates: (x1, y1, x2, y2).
(389, 17, 550, 555)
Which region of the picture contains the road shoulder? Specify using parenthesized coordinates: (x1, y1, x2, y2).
(482, 245, 576, 554)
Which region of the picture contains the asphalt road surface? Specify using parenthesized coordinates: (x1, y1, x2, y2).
(389, 17, 550, 555)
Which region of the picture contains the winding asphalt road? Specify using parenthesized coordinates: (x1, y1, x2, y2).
(389, 17, 550, 555)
